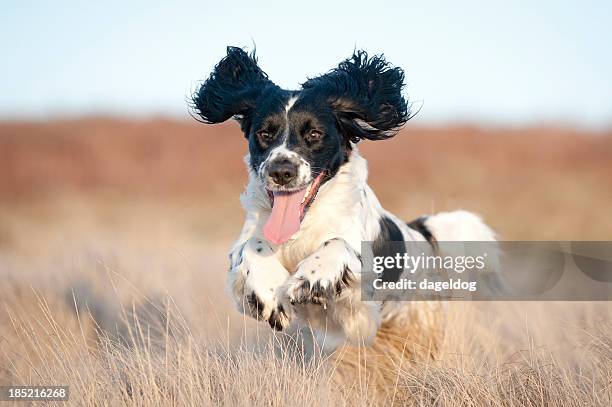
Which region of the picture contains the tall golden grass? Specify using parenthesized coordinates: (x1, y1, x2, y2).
(0, 119, 611, 405)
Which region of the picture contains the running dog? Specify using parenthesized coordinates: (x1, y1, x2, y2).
(192, 47, 496, 351)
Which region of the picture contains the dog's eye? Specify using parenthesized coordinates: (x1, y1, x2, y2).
(256, 130, 274, 143)
(306, 130, 323, 142)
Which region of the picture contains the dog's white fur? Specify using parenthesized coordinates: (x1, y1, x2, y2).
(228, 147, 496, 352)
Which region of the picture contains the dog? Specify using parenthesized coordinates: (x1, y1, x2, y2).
(192, 47, 496, 352)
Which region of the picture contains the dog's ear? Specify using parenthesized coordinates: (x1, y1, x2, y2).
(303, 51, 410, 142)
(192, 47, 275, 130)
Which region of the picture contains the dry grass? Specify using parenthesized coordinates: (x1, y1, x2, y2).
(0, 119, 611, 405)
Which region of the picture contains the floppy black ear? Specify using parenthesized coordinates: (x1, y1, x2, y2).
(192, 46, 275, 127)
(303, 51, 410, 142)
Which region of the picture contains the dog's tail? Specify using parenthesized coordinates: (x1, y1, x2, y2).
(408, 210, 499, 272)
(411, 210, 496, 242)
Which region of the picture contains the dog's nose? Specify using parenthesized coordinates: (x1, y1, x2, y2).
(268, 160, 298, 186)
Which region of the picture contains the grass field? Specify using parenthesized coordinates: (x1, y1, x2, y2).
(0, 119, 611, 405)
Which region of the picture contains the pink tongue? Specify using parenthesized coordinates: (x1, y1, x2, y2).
(263, 189, 307, 244)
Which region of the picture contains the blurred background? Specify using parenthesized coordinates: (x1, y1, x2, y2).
(0, 1, 611, 386)
(1, 0, 611, 231)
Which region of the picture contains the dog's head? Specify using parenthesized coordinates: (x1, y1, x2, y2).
(192, 47, 411, 244)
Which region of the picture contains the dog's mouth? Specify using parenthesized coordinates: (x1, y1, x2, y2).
(263, 171, 327, 245)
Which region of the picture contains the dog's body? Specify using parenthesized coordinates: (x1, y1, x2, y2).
(193, 47, 496, 352)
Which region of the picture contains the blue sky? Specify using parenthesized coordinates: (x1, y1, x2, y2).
(1, 1, 611, 127)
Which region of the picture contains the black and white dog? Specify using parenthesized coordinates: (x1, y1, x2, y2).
(192, 47, 495, 351)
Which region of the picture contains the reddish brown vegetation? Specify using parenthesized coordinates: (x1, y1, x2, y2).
(1, 118, 611, 238)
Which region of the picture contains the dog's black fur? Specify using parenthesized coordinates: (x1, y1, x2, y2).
(192, 47, 412, 185)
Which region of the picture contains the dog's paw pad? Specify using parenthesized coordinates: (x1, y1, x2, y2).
(245, 290, 291, 329)
(309, 281, 329, 307)
(287, 277, 334, 307)
(287, 263, 356, 307)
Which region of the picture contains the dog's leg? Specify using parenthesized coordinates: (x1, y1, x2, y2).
(228, 237, 291, 330)
(284, 238, 381, 345)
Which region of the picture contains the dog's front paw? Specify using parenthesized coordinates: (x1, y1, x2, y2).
(228, 238, 292, 331)
(244, 289, 290, 330)
(286, 240, 359, 308)
(285, 273, 345, 309)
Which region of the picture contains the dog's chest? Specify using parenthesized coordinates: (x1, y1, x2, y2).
(274, 205, 364, 273)
(275, 229, 327, 273)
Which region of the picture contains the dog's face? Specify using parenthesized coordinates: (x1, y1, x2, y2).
(193, 47, 410, 243)
(246, 91, 346, 193)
